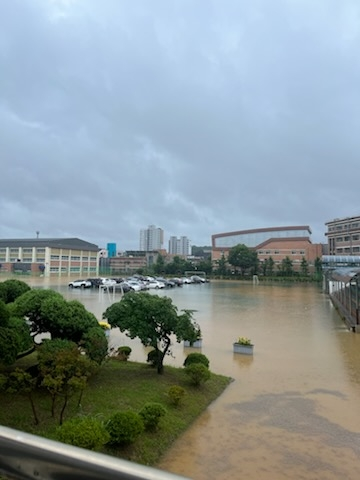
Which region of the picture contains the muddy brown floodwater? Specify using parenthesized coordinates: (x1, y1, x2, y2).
(22, 277, 360, 479)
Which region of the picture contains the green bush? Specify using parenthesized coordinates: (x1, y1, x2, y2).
(139, 402, 167, 430)
(117, 346, 132, 361)
(147, 348, 160, 368)
(167, 385, 186, 406)
(106, 411, 144, 445)
(56, 417, 110, 450)
(185, 363, 211, 386)
(183, 352, 209, 369)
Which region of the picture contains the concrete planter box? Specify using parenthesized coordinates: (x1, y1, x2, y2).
(184, 339, 203, 348)
(233, 343, 254, 355)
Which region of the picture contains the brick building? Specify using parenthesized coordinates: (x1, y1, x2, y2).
(212, 226, 323, 271)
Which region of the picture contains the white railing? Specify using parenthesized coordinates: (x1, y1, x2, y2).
(0, 426, 190, 480)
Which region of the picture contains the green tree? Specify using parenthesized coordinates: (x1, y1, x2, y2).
(165, 256, 188, 275)
(103, 292, 201, 374)
(227, 244, 258, 276)
(0, 300, 32, 366)
(300, 257, 309, 277)
(314, 257, 322, 280)
(0, 279, 31, 304)
(1, 368, 39, 425)
(265, 257, 275, 277)
(153, 254, 165, 275)
(215, 254, 228, 276)
(38, 339, 96, 424)
(279, 256, 294, 276)
(12, 289, 107, 364)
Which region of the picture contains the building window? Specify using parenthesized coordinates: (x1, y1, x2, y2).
(71, 256, 80, 261)
(291, 251, 297, 254)
(51, 255, 60, 260)
(70, 267, 80, 272)
(82, 256, 88, 261)
(50, 267, 59, 272)
(36, 258, 45, 262)
(23, 248, 32, 253)
(36, 248, 45, 253)
(61, 255, 69, 260)
(90, 256, 97, 261)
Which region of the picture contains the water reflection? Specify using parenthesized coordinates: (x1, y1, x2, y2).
(22, 277, 360, 479)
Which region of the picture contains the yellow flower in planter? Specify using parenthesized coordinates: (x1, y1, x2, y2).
(99, 321, 111, 330)
(236, 337, 252, 345)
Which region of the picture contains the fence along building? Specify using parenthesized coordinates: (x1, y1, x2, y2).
(0, 238, 100, 277)
(212, 225, 323, 271)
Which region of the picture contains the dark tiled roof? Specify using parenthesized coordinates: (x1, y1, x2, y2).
(0, 238, 99, 251)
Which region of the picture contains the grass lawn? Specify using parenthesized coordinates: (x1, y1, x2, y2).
(0, 357, 231, 466)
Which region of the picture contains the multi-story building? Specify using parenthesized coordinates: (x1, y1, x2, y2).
(325, 216, 360, 255)
(139, 225, 164, 251)
(212, 226, 323, 271)
(0, 238, 100, 277)
(168, 236, 190, 256)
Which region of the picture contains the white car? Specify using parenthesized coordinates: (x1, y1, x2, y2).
(147, 280, 165, 289)
(68, 279, 92, 288)
(124, 280, 142, 291)
(100, 278, 117, 286)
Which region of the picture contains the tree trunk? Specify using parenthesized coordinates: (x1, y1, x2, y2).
(157, 337, 171, 374)
(28, 393, 39, 425)
(59, 395, 68, 425)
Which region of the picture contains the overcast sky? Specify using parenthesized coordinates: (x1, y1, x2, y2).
(1, 0, 359, 250)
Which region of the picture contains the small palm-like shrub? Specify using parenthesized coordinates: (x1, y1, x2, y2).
(139, 402, 167, 430)
(183, 352, 209, 369)
(56, 416, 110, 450)
(106, 411, 144, 445)
(167, 385, 186, 406)
(185, 363, 211, 386)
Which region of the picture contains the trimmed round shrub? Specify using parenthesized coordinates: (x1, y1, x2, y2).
(139, 402, 167, 430)
(56, 417, 110, 450)
(117, 346, 132, 361)
(183, 352, 209, 369)
(106, 411, 144, 445)
(168, 385, 186, 406)
(185, 363, 211, 386)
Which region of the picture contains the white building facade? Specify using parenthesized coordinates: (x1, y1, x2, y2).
(139, 225, 164, 251)
(168, 236, 190, 256)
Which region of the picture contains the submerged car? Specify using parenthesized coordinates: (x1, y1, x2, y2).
(147, 280, 166, 289)
(68, 279, 92, 288)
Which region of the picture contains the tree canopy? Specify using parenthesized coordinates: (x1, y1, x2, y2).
(103, 292, 201, 374)
(0, 279, 31, 304)
(227, 244, 258, 276)
(0, 288, 108, 366)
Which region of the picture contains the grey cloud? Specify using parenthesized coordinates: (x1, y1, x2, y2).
(1, 0, 359, 248)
